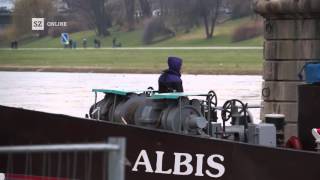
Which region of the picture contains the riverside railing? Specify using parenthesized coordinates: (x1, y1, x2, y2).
(0, 137, 126, 180)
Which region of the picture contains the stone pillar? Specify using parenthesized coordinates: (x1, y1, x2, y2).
(254, 0, 320, 141)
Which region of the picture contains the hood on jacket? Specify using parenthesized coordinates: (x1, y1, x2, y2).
(168, 56, 182, 73)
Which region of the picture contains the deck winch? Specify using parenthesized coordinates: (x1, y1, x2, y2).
(89, 89, 215, 135)
(89, 88, 276, 147)
(134, 97, 208, 135)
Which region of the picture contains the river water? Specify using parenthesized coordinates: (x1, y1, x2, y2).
(0, 72, 262, 123)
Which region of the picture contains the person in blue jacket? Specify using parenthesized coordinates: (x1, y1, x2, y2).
(158, 56, 184, 93)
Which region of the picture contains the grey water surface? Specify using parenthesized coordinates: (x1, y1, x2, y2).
(0, 71, 262, 123)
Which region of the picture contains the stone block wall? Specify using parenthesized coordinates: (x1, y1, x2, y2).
(254, 0, 320, 140)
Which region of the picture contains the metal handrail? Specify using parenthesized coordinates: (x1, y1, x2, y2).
(0, 137, 126, 180)
(0, 143, 119, 153)
(215, 105, 262, 111)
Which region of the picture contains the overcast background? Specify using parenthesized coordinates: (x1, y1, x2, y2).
(0, 0, 13, 9)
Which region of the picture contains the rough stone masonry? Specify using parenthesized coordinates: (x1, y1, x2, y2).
(254, 0, 320, 140)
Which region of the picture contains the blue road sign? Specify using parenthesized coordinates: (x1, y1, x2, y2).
(60, 33, 69, 45)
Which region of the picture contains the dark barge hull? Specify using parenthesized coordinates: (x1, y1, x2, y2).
(0, 105, 320, 180)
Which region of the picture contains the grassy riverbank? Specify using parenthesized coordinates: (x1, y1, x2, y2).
(0, 49, 262, 74)
(0, 17, 264, 74)
(0, 17, 262, 48)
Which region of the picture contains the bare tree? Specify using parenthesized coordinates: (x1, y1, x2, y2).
(228, 0, 253, 19)
(139, 0, 151, 17)
(197, 0, 222, 39)
(158, 0, 221, 39)
(92, 0, 111, 36)
(123, 0, 135, 31)
(12, 0, 55, 37)
(161, 0, 199, 33)
(65, 0, 111, 36)
(108, 0, 125, 27)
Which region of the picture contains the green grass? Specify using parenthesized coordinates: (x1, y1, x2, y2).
(154, 17, 263, 47)
(15, 29, 146, 48)
(0, 17, 264, 74)
(0, 49, 263, 74)
(1, 17, 263, 48)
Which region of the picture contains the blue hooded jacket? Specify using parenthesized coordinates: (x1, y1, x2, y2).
(158, 57, 184, 93)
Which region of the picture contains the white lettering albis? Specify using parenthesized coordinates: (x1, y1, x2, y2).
(132, 150, 225, 178)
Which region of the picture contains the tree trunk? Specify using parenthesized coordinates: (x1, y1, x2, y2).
(91, 0, 110, 36)
(208, 0, 221, 39)
(203, 14, 210, 39)
(139, 0, 151, 18)
(124, 0, 135, 31)
(65, 0, 110, 37)
(201, 0, 221, 39)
